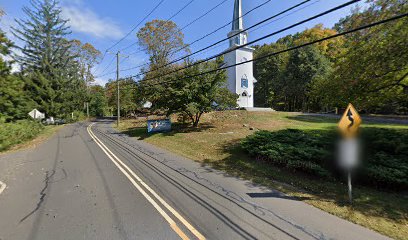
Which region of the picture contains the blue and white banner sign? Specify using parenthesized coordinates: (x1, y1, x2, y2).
(147, 119, 171, 133)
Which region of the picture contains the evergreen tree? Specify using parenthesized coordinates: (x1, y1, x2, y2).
(12, 0, 85, 116)
(0, 74, 35, 121)
(0, 28, 34, 121)
(12, 0, 73, 76)
(0, 29, 13, 74)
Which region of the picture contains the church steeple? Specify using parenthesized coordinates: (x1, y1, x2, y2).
(228, 0, 248, 47)
(232, 0, 243, 30)
(224, 0, 256, 108)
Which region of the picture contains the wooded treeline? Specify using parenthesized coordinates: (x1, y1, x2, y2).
(253, 0, 408, 114)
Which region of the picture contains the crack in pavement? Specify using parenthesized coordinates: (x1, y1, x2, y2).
(19, 170, 56, 223)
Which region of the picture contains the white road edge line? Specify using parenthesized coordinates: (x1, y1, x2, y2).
(87, 123, 205, 240)
(0, 181, 6, 195)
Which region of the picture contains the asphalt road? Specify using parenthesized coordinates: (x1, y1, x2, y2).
(0, 120, 390, 240)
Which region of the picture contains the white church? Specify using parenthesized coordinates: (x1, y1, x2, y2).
(224, 0, 257, 108)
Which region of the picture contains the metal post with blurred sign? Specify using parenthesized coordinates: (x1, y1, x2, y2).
(338, 103, 362, 204)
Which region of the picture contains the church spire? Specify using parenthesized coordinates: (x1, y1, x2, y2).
(228, 0, 247, 47)
(231, 0, 243, 31)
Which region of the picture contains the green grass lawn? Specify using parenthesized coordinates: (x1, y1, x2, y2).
(117, 111, 408, 240)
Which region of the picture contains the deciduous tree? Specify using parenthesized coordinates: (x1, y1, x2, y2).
(327, 0, 408, 113)
(144, 57, 237, 127)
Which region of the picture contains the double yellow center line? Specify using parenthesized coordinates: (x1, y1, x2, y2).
(87, 123, 205, 240)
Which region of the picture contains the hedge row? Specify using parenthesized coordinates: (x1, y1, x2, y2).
(241, 128, 408, 191)
(0, 120, 44, 151)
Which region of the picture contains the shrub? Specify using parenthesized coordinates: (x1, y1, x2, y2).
(0, 120, 44, 151)
(241, 128, 408, 191)
(64, 110, 87, 123)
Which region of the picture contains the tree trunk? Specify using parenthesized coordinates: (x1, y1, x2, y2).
(192, 112, 203, 128)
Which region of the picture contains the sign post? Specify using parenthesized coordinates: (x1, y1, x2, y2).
(348, 171, 352, 204)
(337, 103, 362, 204)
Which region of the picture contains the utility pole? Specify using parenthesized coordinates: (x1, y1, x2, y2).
(86, 102, 89, 119)
(116, 51, 120, 127)
(86, 65, 90, 119)
(106, 50, 128, 127)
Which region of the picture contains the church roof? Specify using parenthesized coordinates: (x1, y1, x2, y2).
(231, 0, 243, 31)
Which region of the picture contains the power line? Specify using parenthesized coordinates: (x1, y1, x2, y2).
(96, 55, 130, 78)
(93, 0, 166, 73)
(96, 57, 139, 78)
(168, 0, 197, 20)
(120, 0, 197, 52)
(120, 0, 232, 58)
(106, 0, 166, 52)
(96, 71, 116, 79)
(126, 12, 408, 88)
(113, 0, 312, 77)
(180, 0, 229, 31)
(135, 0, 352, 81)
(97, 55, 116, 76)
(92, 50, 108, 75)
(174, 0, 273, 56)
(122, 0, 270, 58)
(248, 0, 321, 34)
(133, 0, 314, 79)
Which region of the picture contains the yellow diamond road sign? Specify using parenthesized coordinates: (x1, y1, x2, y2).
(338, 103, 362, 137)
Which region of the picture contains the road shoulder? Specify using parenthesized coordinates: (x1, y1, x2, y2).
(0, 124, 65, 156)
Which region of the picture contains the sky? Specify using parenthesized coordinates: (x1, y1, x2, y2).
(1, 0, 368, 85)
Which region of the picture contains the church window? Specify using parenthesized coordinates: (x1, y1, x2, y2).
(242, 34, 247, 44)
(241, 75, 248, 89)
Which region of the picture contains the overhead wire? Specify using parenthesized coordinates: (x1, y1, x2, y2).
(204, 0, 321, 65)
(106, 0, 166, 52)
(97, 55, 116, 76)
(93, 0, 166, 74)
(108, 0, 309, 77)
(95, 0, 201, 78)
(180, 0, 229, 31)
(248, 0, 321, 34)
(134, 0, 343, 81)
(173, 0, 273, 57)
(119, 0, 197, 52)
(118, 12, 407, 88)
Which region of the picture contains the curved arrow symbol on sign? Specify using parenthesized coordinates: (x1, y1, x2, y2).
(347, 109, 354, 132)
